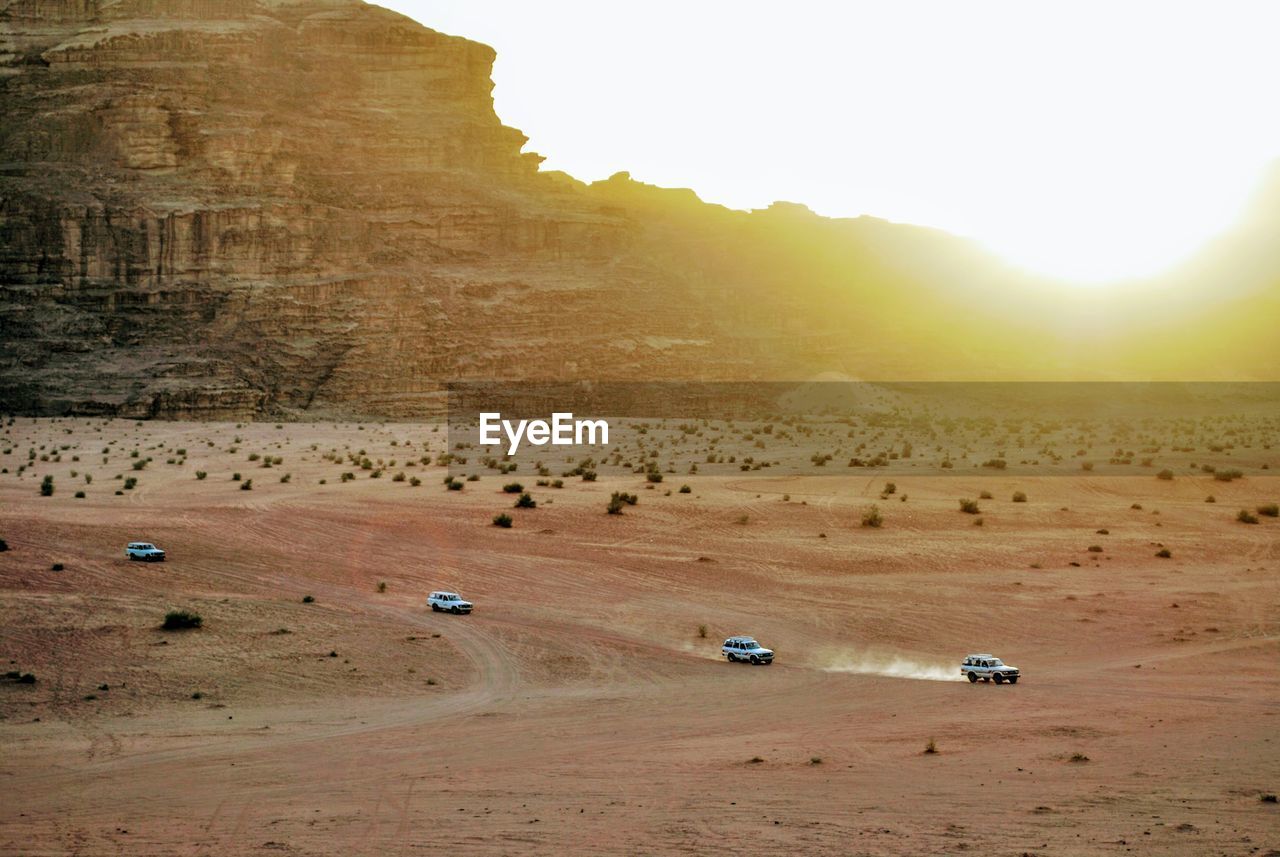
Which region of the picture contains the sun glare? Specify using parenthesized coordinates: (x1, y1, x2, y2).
(382, 1, 1280, 285)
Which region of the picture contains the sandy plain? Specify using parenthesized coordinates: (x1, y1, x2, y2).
(1, 417, 1277, 856)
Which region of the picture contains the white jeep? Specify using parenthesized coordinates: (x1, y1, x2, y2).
(722, 636, 774, 665)
(961, 654, 1020, 684)
(125, 542, 166, 562)
(428, 591, 472, 614)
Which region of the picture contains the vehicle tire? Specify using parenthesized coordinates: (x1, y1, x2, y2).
(967, 672, 978, 683)
(727, 653, 736, 662)
(993, 673, 1004, 684)
(750, 655, 760, 665)
(430, 604, 440, 612)
(1008, 676, 1018, 684)
(450, 606, 461, 615)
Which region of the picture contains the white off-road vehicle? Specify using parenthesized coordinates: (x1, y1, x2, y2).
(125, 542, 166, 562)
(428, 591, 472, 614)
(962, 654, 1020, 684)
(722, 636, 774, 665)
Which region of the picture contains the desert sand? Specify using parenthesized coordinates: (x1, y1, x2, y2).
(1, 417, 1277, 855)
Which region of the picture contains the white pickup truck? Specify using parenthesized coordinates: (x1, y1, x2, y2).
(428, 591, 473, 614)
(961, 654, 1020, 684)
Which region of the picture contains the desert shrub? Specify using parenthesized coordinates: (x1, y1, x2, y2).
(1214, 469, 1243, 482)
(1156, 469, 1174, 480)
(280, 473, 291, 483)
(1237, 509, 1259, 524)
(341, 472, 355, 482)
(493, 513, 514, 528)
(502, 482, 523, 494)
(646, 472, 663, 483)
(1257, 503, 1279, 517)
(409, 476, 421, 487)
(924, 738, 937, 755)
(606, 497, 625, 515)
(74, 491, 85, 499)
(1155, 548, 1172, 558)
(810, 756, 823, 765)
(161, 610, 202, 630)
(40, 475, 54, 496)
(883, 482, 897, 494)
(698, 624, 708, 638)
(979, 490, 993, 500)
(0, 540, 7, 552)
(982, 459, 1007, 469)
(679, 484, 691, 494)
(447, 480, 463, 491)
(581, 470, 597, 482)
(195, 471, 207, 480)
(552, 479, 564, 489)
(1205, 495, 1215, 503)
(861, 505, 883, 528)
(123, 477, 137, 490)
(1068, 752, 1090, 763)
(302, 595, 315, 603)
(514, 492, 536, 509)
(958, 498, 980, 514)
(240, 479, 253, 490)
(232, 472, 241, 481)
(392, 471, 405, 482)
(377, 581, 387, 593)
(51, 562, 64, 571)
(1087, 545, 1103, 552)
(248, 453, 260, 461)
(1012, 491, 1027, 503)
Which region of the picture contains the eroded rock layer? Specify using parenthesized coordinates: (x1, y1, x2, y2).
(2, 0, 1276, 417)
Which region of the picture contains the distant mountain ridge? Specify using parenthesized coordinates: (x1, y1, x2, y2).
(1, 0, 1275, 418)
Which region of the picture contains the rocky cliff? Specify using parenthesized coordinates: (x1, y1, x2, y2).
(1, 0, 1276, 418)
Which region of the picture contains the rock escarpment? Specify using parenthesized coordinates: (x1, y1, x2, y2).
(1, 1, 1276, 417)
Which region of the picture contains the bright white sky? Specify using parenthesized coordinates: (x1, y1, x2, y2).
(378, 1, 1280, 284)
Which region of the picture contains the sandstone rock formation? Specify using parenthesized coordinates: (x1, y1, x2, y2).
(1, 0, 1276, 417)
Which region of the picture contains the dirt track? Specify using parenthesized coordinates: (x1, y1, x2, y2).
(1, 419, 1277, 855)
